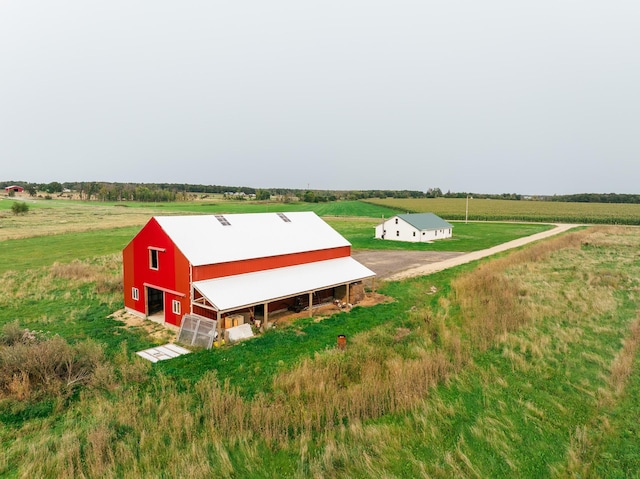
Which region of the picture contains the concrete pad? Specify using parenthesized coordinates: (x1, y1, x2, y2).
(136, 343, 191, 362)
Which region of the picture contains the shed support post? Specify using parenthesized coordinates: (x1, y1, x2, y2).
(216, 314, 222, 346)
(263, 302, 269, 332)
(346, 283, 350, 304)
(309, 292, 313, 317)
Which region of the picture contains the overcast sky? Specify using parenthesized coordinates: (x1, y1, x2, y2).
(1, 1, 638, 194)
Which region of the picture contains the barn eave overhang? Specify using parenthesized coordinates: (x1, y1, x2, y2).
(191, 257, 375, 314)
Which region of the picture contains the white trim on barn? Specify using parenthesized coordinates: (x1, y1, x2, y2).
(375, 213, 453, 243)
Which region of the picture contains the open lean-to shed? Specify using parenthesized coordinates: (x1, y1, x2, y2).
(123, 212, 375, 333)
(375, 212, 453, 243)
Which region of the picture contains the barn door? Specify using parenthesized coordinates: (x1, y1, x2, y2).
(147, 287, 164, 316)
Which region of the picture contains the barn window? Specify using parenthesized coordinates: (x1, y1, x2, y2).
(150, 249, 159, 270)
(132, 287, 139, 301)
(413, 231, 416, 237)
(395, 218, 398, 224)
(396, 231, 399, 237)
(172, 300, 181, 315)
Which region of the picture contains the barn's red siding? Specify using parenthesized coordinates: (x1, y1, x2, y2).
(122, 241, 138, 313)
(122, 218, 191, 326)
(192, 245, 351, 281)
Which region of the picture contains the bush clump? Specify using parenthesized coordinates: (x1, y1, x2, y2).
(10, 201, 29, 215)
(0, 322, 106, 401)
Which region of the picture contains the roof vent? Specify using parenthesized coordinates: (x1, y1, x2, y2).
(215, 215, 231, 226)
(277, 212, 291, 223)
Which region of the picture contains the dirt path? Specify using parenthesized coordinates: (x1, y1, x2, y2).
(384, 223, 580, 281)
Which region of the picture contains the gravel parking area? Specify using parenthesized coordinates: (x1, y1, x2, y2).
(352, 250, 465, 280)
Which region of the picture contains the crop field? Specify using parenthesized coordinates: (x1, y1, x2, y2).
(365, 197, 640, 225)
(1, 199, 639, 477)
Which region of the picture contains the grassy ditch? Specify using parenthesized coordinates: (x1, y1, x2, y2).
(2, 226, 640, 477)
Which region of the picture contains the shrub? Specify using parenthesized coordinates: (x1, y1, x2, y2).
(11, 201, 29, 215)
(0, 325, 107, 401)
(0, 321, 35, 346)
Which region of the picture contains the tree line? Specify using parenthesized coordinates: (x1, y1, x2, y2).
(2, 181, 639, 204)
(546, 193, 640, 204)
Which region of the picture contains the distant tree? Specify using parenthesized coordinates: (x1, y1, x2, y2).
(86, 182, 100, 201)
(11, 202, 29, 215)
(426, 187, 443, 198)
(97, 185, 109, 201)
(255, 189, 271, 201)
(303, 191, 316, 203)
(26, 185, 37, 197)
(44, 182, 63, 194)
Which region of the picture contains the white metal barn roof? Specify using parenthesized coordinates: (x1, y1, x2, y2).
(193, 257, 375, 312)
(155, 212, 351, 266)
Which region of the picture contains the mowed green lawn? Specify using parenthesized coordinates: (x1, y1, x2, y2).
(0, 227, 139, 273)
(327, 218, 553, 251)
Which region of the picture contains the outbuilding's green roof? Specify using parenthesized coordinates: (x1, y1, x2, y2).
(397, 213, 452, 231)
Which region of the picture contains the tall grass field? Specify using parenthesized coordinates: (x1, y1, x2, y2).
(1, 199, 639, 477)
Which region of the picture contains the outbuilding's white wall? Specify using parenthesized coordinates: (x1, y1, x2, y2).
(375, 217, 452, 243)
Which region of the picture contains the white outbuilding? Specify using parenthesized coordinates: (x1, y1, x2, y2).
(375, 213, 453, 243)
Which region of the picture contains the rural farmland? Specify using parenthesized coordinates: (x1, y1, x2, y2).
(0, 198, 639, 477)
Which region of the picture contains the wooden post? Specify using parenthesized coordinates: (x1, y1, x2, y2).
(263, 302, 269, 331)
(346, 283, 350, 304)
(308, 292, 313, 317)
(216, 314, 222, 346)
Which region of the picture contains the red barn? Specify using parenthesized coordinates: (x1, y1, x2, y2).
(123, 212, 375, 330)
(4, 185, 24, 193)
